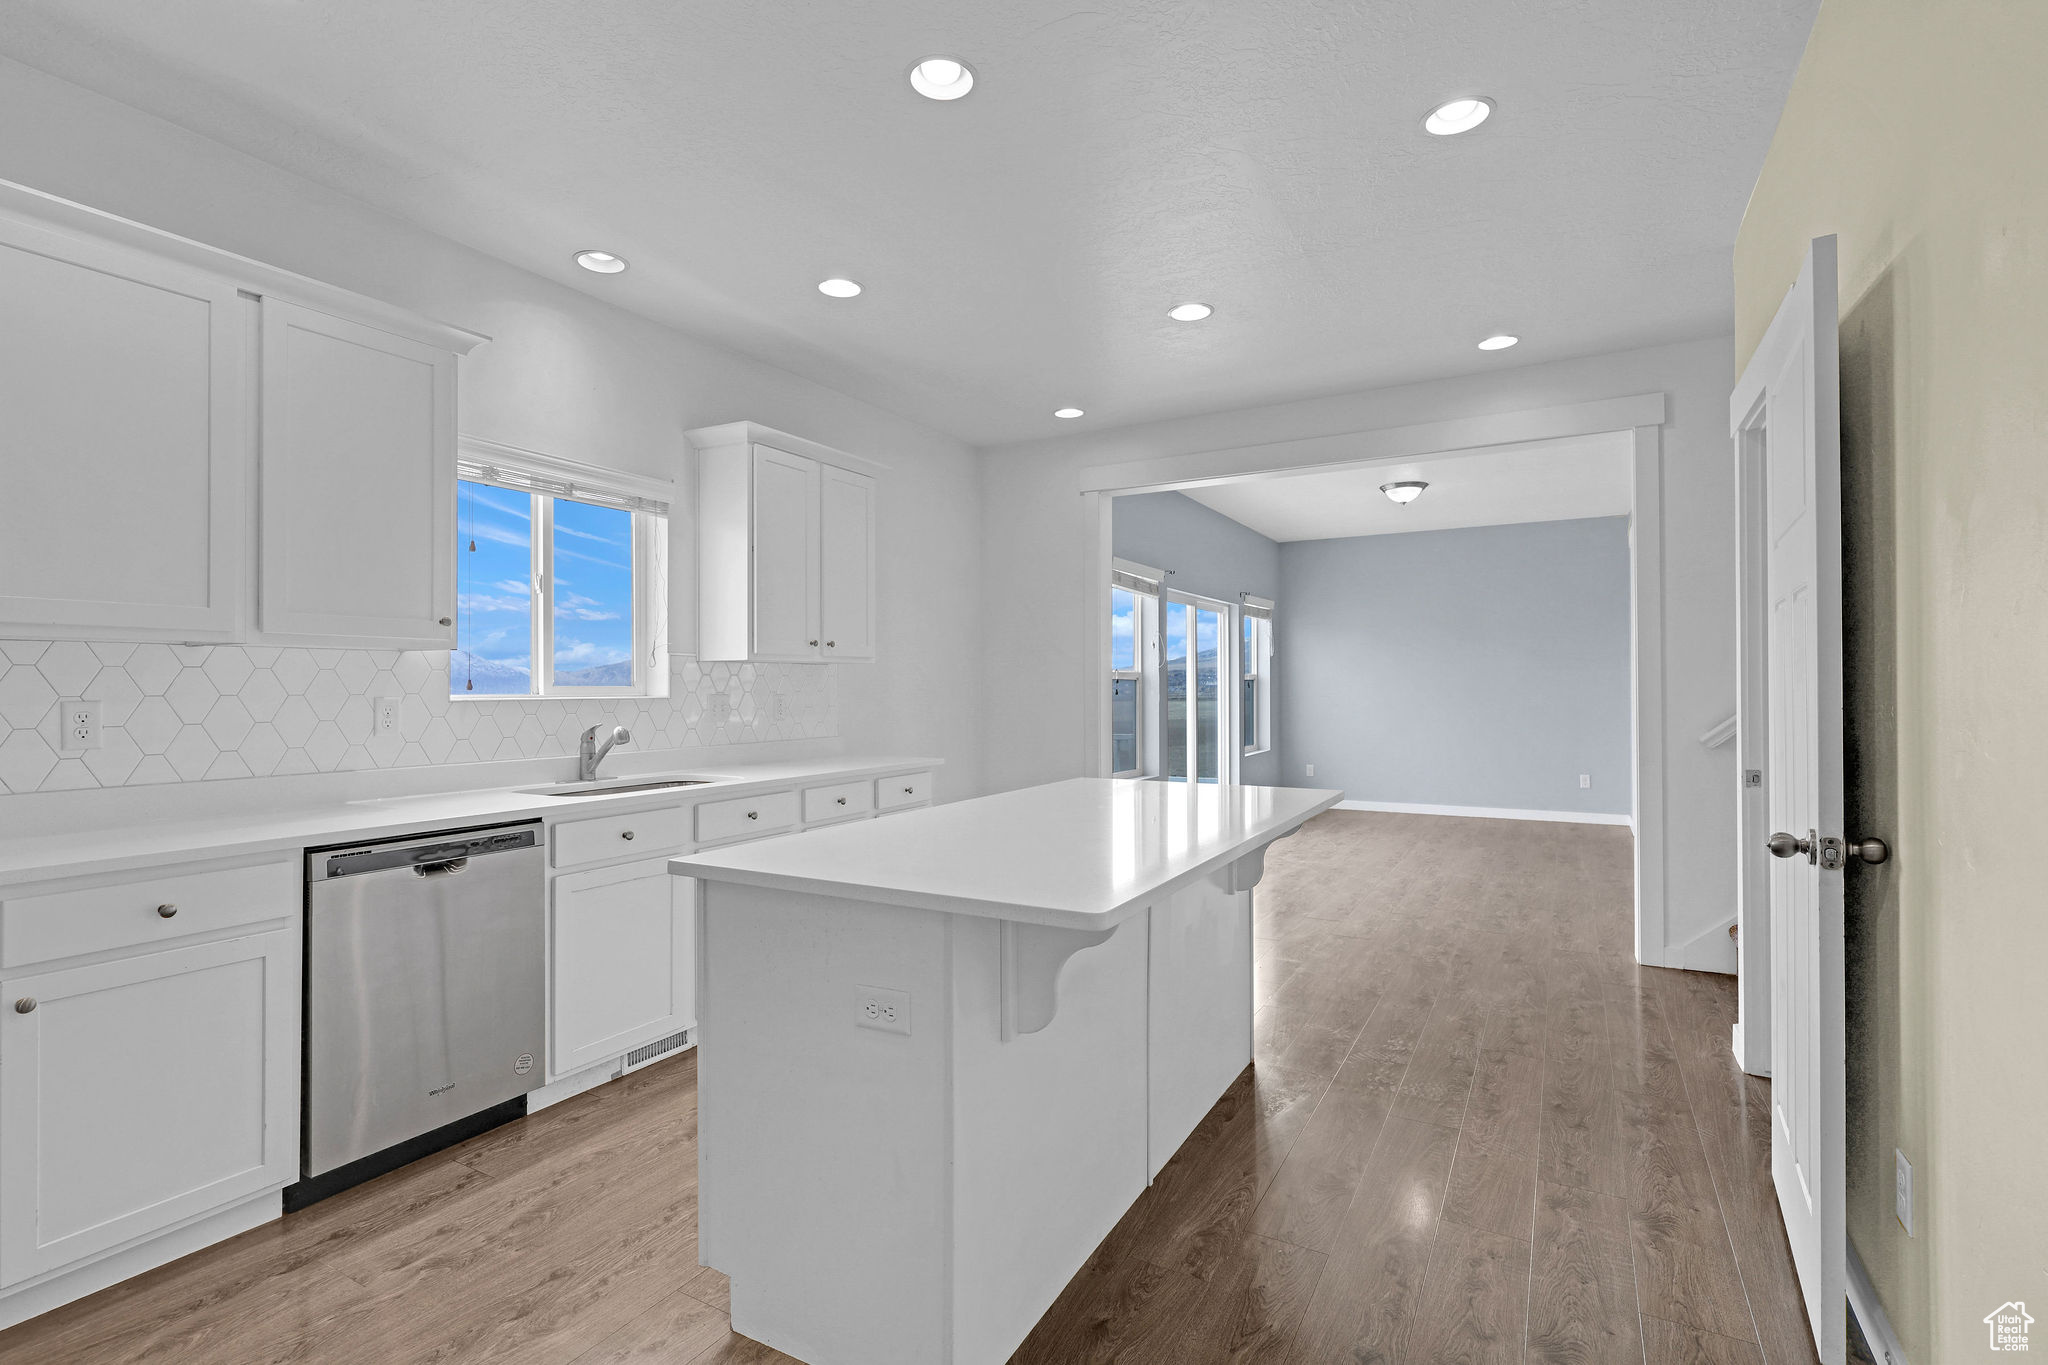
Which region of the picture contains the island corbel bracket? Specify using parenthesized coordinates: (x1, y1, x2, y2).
(999, 919, 1119, 1041)
(1210, 846, 1269, 895)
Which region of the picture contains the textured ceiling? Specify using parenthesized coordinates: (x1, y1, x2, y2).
(0, 1, 1815, 444)
(1181, 432, 1634, 541)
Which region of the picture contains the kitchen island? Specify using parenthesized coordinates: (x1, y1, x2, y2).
(670, 777, 1341, 1365)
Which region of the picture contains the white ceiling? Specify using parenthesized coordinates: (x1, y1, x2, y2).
(1179, 432, 1633, 541)
(0, 1, 1815, 445)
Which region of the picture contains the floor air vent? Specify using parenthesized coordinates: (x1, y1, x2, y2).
(624, 1029, 692, 1071)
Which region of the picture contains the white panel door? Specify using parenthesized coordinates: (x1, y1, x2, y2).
(551, 859, 696, 1077)
(1731, 235, 1846, 1365)
(0, 930, 298, 1286)
(818, 465, 876, 661)
(259, 298, 456, 647)
(0, 214, 243, 639)
(749, 445, 820, 661)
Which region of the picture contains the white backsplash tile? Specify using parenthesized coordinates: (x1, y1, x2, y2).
(0, 647, 836, 793)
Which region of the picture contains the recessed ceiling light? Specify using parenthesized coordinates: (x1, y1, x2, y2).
(1424, 97, 1493, 136)
(910, 57, 975, 101)
(1477, 334, 1519, 350)
(1380, 481, 1429, 505)
(818, 278, 863, 298)
(1053, 407, 1085, 419)
(574, 250, 627, 274)
(1167, 302, 1213, 322)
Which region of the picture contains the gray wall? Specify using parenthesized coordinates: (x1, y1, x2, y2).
(1277, 516, 1632, 815)
(1112, 491, 1281, 785)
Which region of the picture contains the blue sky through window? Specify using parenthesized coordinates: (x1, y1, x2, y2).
(551, 498, 634, 687)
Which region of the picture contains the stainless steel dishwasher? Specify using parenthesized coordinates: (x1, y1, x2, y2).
(290, 821, 544, 1209)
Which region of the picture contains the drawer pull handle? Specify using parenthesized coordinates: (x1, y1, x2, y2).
(746, 811, 759, 820)
(158, 903, 179, 918)
(13, 998, 34, 1015)
(621, 830, 635, 840)
(836, 796, 847, 806)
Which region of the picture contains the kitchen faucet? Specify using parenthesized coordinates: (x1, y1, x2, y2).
(578, 724, 631, 782)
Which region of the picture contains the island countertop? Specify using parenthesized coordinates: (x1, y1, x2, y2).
(669, 777, 1341, 929)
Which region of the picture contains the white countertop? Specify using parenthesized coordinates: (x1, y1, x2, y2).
(0, 756, 939, 887)
(671, 778, 1341, 929)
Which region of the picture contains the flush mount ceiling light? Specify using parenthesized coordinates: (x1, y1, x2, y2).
(574, 250, 628, 274)
(1053, 407, 1085, 419)
(1167, 302, 1213, 322)
(1477, 333, 1519, 350)
(817, 278, 864, 298)
(909, 57, 975, 100)
(1380, 480, 1429, 505)
(1424, 97, 1493, 136)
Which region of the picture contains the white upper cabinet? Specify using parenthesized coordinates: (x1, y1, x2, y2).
(258, 300, 456, 647)
(692, 422, 879, 663)
(0, 210, 243, 641)
(0, 182, 485, 649)
(819, 463, 877, 661)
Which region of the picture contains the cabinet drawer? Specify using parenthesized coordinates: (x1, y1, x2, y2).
(0, 860, 297, 969)
(876, 771, 935, 811)
(695, 790, 798, 844)
(553, 805, 690, 870)
(803, 780, 874, 824)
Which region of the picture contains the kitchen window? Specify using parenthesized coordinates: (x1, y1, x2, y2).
(451, 444, 670, 698)
(1241, 596, 1273, 756)
(1109, 560, 1160, 777)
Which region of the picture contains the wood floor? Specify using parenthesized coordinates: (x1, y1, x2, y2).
(0, 810, 1817, 1365)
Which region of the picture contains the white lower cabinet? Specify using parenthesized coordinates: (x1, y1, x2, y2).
(0, 927, 299, 1287)
(550, 859, 696, 1078)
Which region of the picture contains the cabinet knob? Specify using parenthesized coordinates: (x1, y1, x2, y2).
(621, 830, 635, 840)
(809, 640, 819, 647)
(836, 796, 847, 806)
(903, 786, 914, 794)
(746, 810, 759, 820)
(13, 998, 34, 1014)
(439, 617, 452, 626)
(157, 903, 178, 918)
(826, 640, 836, 649)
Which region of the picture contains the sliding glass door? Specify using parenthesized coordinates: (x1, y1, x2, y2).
(1164, 592, 1233, 783)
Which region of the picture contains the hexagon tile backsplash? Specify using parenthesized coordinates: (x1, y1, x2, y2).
(0, 641, 836, 794)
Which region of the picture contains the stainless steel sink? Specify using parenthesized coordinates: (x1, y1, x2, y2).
(524, 778, 717, 798)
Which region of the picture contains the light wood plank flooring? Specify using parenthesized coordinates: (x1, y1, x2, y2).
(0, 810, 1818, 1365)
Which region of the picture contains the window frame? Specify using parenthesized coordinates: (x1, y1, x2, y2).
(1163, 588, 1239, 785)
(452, 440, 672, 702)
(1109, 559, 1161, 778)
(1240, 599, 1274, 758)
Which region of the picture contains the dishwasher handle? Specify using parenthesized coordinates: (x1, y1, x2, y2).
(414, 858, 470, 878)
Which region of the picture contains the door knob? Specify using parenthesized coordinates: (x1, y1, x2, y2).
(1849, 836, 1890, 865)
(1767, 830, 1815, 863)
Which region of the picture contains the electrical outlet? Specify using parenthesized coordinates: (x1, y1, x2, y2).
(374, 697, 400, 735)
(704, 692, 733, 722)
(769, 692, 791, 723)
(59, 699, 101, 752)
(1896, 1149, 1913, 1235)
(1305, 763, 1315, 778)
(855, 985, 911, 1036)
(1580, 773, 1591, 789)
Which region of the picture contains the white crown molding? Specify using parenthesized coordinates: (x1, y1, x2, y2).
(683, 420, 891, 474)
(0, 177, 489, 354)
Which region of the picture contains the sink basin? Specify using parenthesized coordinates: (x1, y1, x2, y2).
(524, 778, 718, 798)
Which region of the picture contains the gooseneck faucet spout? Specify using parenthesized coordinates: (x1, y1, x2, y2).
(578, 725, 631, 783)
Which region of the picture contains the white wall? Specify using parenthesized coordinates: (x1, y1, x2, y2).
(0, 56, 984, 798)
(981, 335, 1739, 965)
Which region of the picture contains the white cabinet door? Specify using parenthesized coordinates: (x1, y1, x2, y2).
(749, 445, 821, 662)
(258, 299, 456, 647)
(0, 930, 298, 1287)
(551, 859, 696, 1077)
(819, 465, 876, 662)
(0, 215, 243, 640)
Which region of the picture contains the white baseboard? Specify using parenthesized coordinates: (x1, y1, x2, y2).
(1332, 798, 1633, 827)
(0, 1189, 281, 1331)
(1849, 1241, 1911, 1365)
